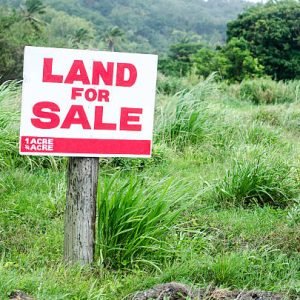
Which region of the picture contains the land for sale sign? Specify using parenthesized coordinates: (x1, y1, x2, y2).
(19, 46, 158, 157)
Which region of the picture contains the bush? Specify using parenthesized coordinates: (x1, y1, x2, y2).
(213, 156, 299, 208)
(156, 73, 193, 95)
(253, 108, 282, 126)
(240, 78, 300, 104)
(96, 173, 186, 269)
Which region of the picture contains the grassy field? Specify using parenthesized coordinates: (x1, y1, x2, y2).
(0, 76, 299, 299)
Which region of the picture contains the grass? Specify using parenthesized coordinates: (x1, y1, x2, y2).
(155, 74, 221, 148)
(0, 77, 300, 299)
(239, 78, 300, 105)
(96, 173, 187, 269)
(212, 155, 299, 208)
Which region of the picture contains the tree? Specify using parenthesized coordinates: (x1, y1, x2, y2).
(102, 26, 124, 52)
(0, 2, 46, 82)
(0, 9, 22, 81)
(192, 47, 228, 79)
(20, 0, 45, 31)
(192, 38, 264, 82)
(227, 0, 300, 80)
(159, 42, 203, 76)
(0, 0, 253, 54)
(71, 28, 91, 48)
(222, 37, 264, 82)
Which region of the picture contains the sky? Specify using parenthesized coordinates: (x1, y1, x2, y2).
(246, 0, 267, 2)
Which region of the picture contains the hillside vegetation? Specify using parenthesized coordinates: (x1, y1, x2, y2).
(0, 0, 251, 52)
(0, 77, 300, 298)
(0, 0, 253, 81)
(2, 0, 299, 83)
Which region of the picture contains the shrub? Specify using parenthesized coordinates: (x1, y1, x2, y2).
(253, 108, 282, 126)
(213, 156, 298, 208)
(96, 173, 186, 269)
(240, 78, 300, 104)
(282, 110, 300, 132)
(156, 73, 192, 95)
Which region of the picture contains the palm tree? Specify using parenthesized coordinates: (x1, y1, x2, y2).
(20, 0, 45, 31)
(102, 26, 124, 52)
(71, 28, 91, 48)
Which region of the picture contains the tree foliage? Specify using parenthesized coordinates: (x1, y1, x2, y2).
(161, 38, 264, 82)
(159, 42, 203, 76)
(0, 1, 97, 81)
(1, 0, 298, 82)
(160, 1, 298, 81)
(221, 37, 264, 82)
(21, 0, 45, 31)
(0, 4, 46, 81)
(42, 0, 251, 52)
(102, 26, 124, 52)
(227, 0, 300, 80)
(0, 0, 253, 81)
(192, 47, 228, 79)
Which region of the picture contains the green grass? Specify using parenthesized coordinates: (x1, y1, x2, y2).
(239, 78, 300, 105)
(212, 155, 299, 208)
(0, 78, 300, 299)
(96, 173, 188, 269)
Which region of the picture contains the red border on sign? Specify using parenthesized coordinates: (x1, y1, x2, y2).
(20, 136, 151, 155)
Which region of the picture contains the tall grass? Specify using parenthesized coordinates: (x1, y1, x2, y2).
(0, 129, 65, 170)
(155, 75, 221, 148)
(0, 81, 20, 131)
(240, 78, 300, 104)
(156, 73, 193, 95)
(96, 173, 187, 269)
(287, 199, 300, 226)
(213, 155, 299, 208)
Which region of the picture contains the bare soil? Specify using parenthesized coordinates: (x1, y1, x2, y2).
(132, 282, 286, 300)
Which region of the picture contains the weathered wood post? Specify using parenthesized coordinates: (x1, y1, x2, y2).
(64, 157, 99, 264)
(64, 44, 114, 264)
(64, 43, 114, 265)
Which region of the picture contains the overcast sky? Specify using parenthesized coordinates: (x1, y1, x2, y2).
(246, 0, 266, 2)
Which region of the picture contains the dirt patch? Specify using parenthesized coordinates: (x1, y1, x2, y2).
(8, 290, 34, 300)
(132, 282, 285, 300)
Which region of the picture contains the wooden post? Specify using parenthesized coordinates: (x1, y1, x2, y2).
(64, 157, 99, 264)
(64, 44, 114, 265)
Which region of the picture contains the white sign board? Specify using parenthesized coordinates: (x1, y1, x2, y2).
(19, 46, 158, 157)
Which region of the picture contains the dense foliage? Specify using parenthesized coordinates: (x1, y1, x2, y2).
(160, 0, 300, 81)
(1, 0, 299, 82)
(0, 2, 46, 81)
(0, 0, 251, 51)
(227, 0, 300, 80)
(0, 0, 254, 82)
